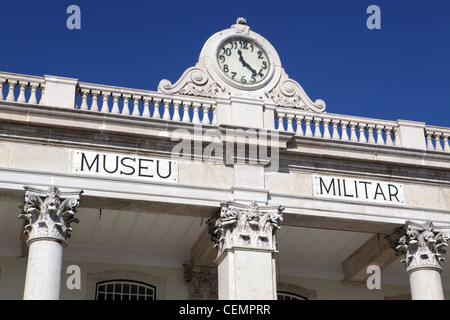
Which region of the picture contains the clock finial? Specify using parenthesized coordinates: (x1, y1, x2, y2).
(236, 17, 247, 25)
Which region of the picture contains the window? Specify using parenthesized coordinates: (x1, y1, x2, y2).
(277, 291, 308, 300)
(96, 280, 155, 300)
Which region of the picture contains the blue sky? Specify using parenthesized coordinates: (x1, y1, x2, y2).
(1, 0, 449, 127)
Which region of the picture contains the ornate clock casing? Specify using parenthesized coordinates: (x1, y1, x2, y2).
(158, 18, 326, 113)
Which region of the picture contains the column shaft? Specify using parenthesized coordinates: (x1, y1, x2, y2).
(23, 240, 64, 300)
(409, 269, 444, 300)
(218, 249, 277, 300)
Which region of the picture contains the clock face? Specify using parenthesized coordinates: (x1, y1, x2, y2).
(217, 38, 270, 85)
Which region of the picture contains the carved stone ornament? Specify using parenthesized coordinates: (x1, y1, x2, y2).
(266, 70, 326, 112)
(392, 221, 450, 273)
(207, 201, 284, 257)
(157, 63, 227, 98)
(19, 186, 83, 246)
(183, 264, 218, 300)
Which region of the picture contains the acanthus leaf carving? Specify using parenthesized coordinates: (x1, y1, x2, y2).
(19, 186, 83, 246)
(207, 201, 284, 258)
(266, 70, 326, 113)
(158, 63, 227, 98)
(392, 221, 450, 273)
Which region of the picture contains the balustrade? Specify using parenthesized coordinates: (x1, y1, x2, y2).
(425, 127, 450, 152)
(75, 83, 217, 125)
(1, 71, 449, 153)
(275, 109, 399, 147)
(0, 73, 44, 105)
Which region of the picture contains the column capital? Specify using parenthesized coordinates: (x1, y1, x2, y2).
(19, 186, 83, 246)
(207, 201, 284, 259)
(389, 221, 450, 274)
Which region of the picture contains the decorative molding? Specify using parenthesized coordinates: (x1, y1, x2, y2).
(207, 201, 284, 258)
(158, 63, 227, 98)
(183, 264, 218, 300)
(19, 186, 83, 246)
(266, 70, 326, 113)
(389, 221, 450, 273)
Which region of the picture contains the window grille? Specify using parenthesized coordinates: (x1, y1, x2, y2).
(95, 280, 156, 300)
(277, 291, 307, 300)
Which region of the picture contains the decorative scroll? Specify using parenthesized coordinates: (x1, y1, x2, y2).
(390, 221, 450, 273)
(183, 265, 218, 300)
(267, 70, 326, 113)
(207, 201, 284, 257)
(158, 64, 227, 98)
(19, 186, 83, 246)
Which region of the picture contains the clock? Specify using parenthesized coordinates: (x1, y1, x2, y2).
(216, 37, 271, 87)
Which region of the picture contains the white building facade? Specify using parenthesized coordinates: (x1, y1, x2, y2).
(0, 19, 450, 300)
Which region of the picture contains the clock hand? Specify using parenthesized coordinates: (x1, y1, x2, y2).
(237, 50, 257, 76)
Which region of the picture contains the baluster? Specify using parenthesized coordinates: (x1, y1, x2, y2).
(434, 133, 443, 151)
(122, 94, 131, 115)
(211, 104, 217, 125)
(162, 99, 171, 120)
(182, 101, 191, 122)
(277, 113, 285, 131)
(393, 127, 401, 147)
(142, 97, 151, 117)
(6, 80, 17, 101)
(90, 90, 100, 112)
(384, 127, 394, 146)
(331, 120, 340, 140)
(201, 104, 211, 124)
(304, 116, 313, 137)
(28, 83, 39, 105)
(0, 78, 5, 100)
(132, 96, 141, 116)
(340, 121, 349, 141)
(322, 119, 331, 139)
(17, 81, 28, 103)
(313, 118, 322, 138)
(39, 85, 45, 105)
(443, 135, 450, 152)
(192, 102, 201, 124)
(349, 122, 358, 142)
(426, 132, 434, 150)
(358, 124, 367, 143)
(367, 124, 376, 144)
(375, 125, 384, 145)
(111, 93, 121, 114)
(286, 115, 294, 132)
(172, 100, 181, 121)
(295, 115, 304, 136)
(100, 91, 110, 113)
(152, 99, 161, 119)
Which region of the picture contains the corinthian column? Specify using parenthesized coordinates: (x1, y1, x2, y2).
(207, 201, 284, 300)
(19, 186, 83, 300)
(393, 221, 450, 300)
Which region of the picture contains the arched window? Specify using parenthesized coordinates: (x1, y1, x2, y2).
(95, 280, 155, 300)
(277, 282, 317, 300)
(277, 291, 307, 300)
(86, 270, 166, 300)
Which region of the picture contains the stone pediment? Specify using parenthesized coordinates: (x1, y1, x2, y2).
(158, 18, 326, 113)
